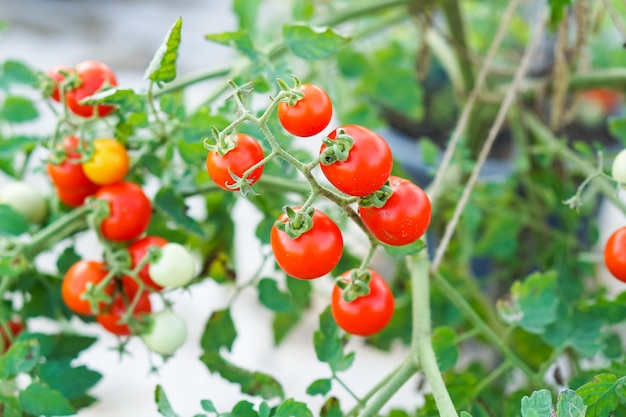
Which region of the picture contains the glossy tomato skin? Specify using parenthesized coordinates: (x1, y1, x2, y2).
(320, 125, 393, 197)
(65, 60, 117, 118)
(0, 320, 25, 353)
(270, 208, 343, 280)
(604, 226, 626, 282)
(95, 182, 152, 242)
(331, 270, 395, 336)
(82, 138, 129, 185)
(47, 136, 94, 189)
(141, 310, 188, 356)
(62, 260, 114, 315)
(96, 291, 151, 336)
(121, 236, 168, 293)
(359, 176, 432, 246)
(278, 84, 332, 137)
(0, 181, 48, 224)
(55, 184, 100, 207)
(46, 64, 74, 102)
(206, 133, 265, 191)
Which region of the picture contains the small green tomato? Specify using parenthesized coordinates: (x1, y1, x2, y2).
(0, 181, 47, 224)
(148, 243, 195, 288)
(141, 310, 187, 356)
(612, 149, 626, 185)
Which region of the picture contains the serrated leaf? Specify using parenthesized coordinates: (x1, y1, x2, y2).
(154, 187, 206, 237)
(556, 389, 586, 417)
(0, 339, 40, 378)
(306, 378, 332, 396)
(497, 271, 557, 334)
(283, 24, 350, 60)
(16, 332, 97, 360)
(576, 374, 625, 417)
(0, 205, 29, 236)
(274, 399, 313, 417)
(258, 278, 294, 313)
(19, 382, 75, 416)
(205, 31, 257, 60)
(521, 389, 553, 417)
(201, 352, 284, 400)
(0, 96, 38, 122)
(155, 385, 179, 417)
(234, 0, 260, 32)
(432, 327, 458, 372)
(313, 306, 354, 373)
(38, 360, 101, 399)
(201, 308, 237, 353)
(145, 17, 182, 83)
(80, 88, 144, 113)
(383, 239, 427, 257)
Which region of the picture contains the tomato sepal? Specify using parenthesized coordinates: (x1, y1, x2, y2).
(320, 130, 354, 166)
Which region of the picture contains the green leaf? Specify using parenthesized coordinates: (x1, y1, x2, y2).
(0, 205, 29, 236)
(0, 60, 37, 86)
(608, 115, 626, 146)
(576, 374, 625, 417)
(259, 402, 271, 417)
(229, 401, 259, 417)
(274, 399, 313, 417)
(497, 271, 558, 334)
(234, 0, 261, 32)
(56, 246, 81, 274)
(320, 397, 343, 417)
(521, 389, 552, 417)
(181, 108, 229, 144)
(602, 332, 623, 359)
(201, 399, 217, 413)
(460, 412, 474, 417)
(201, 352, 284, 400)
(0, 96, 38, 123)
(0, 395, 22, 417)
(306, 378, 332, 396)
(19, 382, 75, 416)
(145, 17, 183, 83)
(283, 24, 351, 60)
(154, 187, 206, 237)
(293, 0, 315, 21)
(80, 88, 145, 113)
(313, 306, 355, 373)
(200, 308, 237, 352)
(205, 31, 257, 60)
(432, 327, 458, 372)
(286, 277, 311, 308)
(419, 138, 440, 166)
(548, 0, 573, 27)
(0, 339, 40, 378)
(383, 240, 427, 257)
(336, 48, 368, 78)
(556, 389, 587, 417)
(0, 135, 40, 157)
(258, 278, 295, 313)
(272, 310, 302, 345)
(38, 360, 101, 399)
(155, 385, 179, 417)
(16, 332, 97, 360)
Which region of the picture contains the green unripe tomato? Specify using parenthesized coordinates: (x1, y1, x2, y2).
(148, 243, 195, 288)
(0, 181, 47, 224)
(141, 310, 187, 356)
(612, 149, 626, 184)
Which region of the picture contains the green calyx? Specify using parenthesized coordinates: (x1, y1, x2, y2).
(359, 182, 393, 208)
(275, 205, 315, 239)
(337, 269, 372, 302)
(276, 76, 304, 107)
(320, 129, 354, 166)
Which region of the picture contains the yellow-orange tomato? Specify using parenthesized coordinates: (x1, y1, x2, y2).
(82, 138, 129, 185)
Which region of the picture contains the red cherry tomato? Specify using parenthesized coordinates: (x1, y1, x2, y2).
(95, 182, 152, 242)
(604, 226, 626, 282)
(359, 176, 432, 246)
(62, 260, 114, 315)
(278, 83, 333, 137)
(46, 64, 74, 102)
(96, 291, 152, 336)
(55, 184, 100, 207)
(47, 136, 95, 189)
(270, 208, 343, 280)
(320, 125, 393, 197)
(121, 236, 168, 293)
(206, 133, 265, 191)
(0, 320, 25, 353)
(331, 269, 394, 336)
(65, 60, 117, 118)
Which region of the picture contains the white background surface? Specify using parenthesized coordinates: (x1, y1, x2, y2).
(1, 1, 626, 416)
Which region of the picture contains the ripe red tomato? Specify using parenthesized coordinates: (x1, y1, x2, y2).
(47, 136, 95, 189)
(95, 182, 152, 242)
(121, 236, 168, 293)
(331, 269, 394, 336)
(270, 208, 343, 280)
(82, 138, 129, 185)
(278, 83, 333, 137)
(320, 125, 393, 197)
(46, 64, 74, 102)
(359, 176, 432, 246)
(56, 184, 100, 207)
(604, 226, 626, 282)
(96, 291, 152, 336)
(0, 320, 25, 353)
(65, 60, 117, 118)
(206, 133, 265, 191)
(62, 260, 114, 315)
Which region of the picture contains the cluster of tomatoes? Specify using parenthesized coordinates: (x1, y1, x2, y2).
(43, 61, 194, 355)
(205, 83, 432, 336)
(604, 149, 626, 283)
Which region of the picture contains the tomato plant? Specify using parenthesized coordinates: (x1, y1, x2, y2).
(320, 124, 393, 197)
(270, 208, 343, 280)
(95, 181, 152, 242)
(148, 242, 196, 288)
(278, 83, 333, 137)
(82, 138, 130, 185)
(61, 260, 114, 315)
(331, 269, 394, 336)
(63, 60, 118, 117)
(96, 292, 152, 336)
(47, 136, 94, 189)
(206, 133, 265, 191)
(121, 235, 168, 293)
